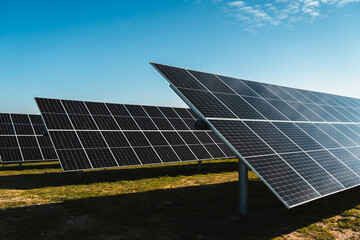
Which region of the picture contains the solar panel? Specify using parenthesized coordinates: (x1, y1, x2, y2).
(35, 98, 236, 172)
(152, 62, 360, 208)
(0, 113, 58, 163)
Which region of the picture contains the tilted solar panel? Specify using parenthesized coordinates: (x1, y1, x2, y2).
(152, 62, 360, 208)
(35, 98, 235, 172)
(0, 113, 58, 163)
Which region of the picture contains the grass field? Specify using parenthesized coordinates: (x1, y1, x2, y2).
(0, 160, 359, 240)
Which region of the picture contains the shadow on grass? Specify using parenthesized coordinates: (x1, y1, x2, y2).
(0, 161, 238, 190)
(0, 162, 60, 171)
(0, 179, 359, 240)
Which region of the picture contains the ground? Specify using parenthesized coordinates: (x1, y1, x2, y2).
(0, 160, 359, 240)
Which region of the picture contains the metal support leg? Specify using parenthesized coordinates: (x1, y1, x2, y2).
(78, 171, 83, 180)
(19, 163, 22, 168)
(239, 160, 248, 216)
(198, 160, 202, 173)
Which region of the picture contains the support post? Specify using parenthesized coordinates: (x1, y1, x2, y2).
(78, 171, 83, 180)
(239, 160, 248, 216)
(198, 160, 202, 173)
(19, 163, 22, 168)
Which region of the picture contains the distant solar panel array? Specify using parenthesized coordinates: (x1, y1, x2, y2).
(152, 62, 360, 208)
(35, 98, 235, 172)
(0, 113, 57, 163)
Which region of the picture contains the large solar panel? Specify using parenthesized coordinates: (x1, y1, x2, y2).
(35, 98, 235, 172)
(0, 113, 58, 163)
(152, 62, 360, 208)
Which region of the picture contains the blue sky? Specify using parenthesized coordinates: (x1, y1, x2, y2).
(0, 0, 359, 113)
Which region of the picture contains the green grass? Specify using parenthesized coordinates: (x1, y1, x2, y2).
(297, 224, 335, 240)
(336, 209, 360, 231)
(0, 160, 359, 240)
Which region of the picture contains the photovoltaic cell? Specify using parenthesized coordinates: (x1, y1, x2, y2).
(315, 123, 356, 147)
(246, 154, 320, 207)
(189, 145, 212, 159)
(347, 98, 360, 108)
(242, 96, 288, 121)
(307, 150, 360, 188)
(86, 102, 111, 115)
(216, 75, 258, 97)
(346, 147, 360, 160)
(295, 123, 341, 149)
(333, 107, 360, 122)
(320, 105, 351, 122)
(280, 152, 344, 195)
(242, 80, 280, 100)
(173, 145, 197, 161)
(266, 99, 308, 121)
(204, 144, 226, 158)
(179, 88, 236, 118)
(115, 117, 139, 130)
(210, 120, 275, 157)
(331, 124, 360, 145)
(188, 70, 234, 94)
(304, 104, 339, 122)
(329, 148, 360, 176)
(273, 122, 323, 151)
(296, 89, 327, 105)
(341, 108, 360, 121)
(285, 101, 324, 122)
(182, 119, 197, 130)
(244, 121, 301, 154)
(310, 91, 339, 106)
(214, 93, 264, 120)
(154, 146, 180, 162)
(155, 64, 206, 90)
(326, 95, 349, 107)
(111, 148, 140, 165)
(280, 87, 313, 103)
(262, 83, 299, 102)
(167, 118, 189, 130)
(347, 124, 360, 135)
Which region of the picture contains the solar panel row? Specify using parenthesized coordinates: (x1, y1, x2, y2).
(152, 62, 360, 208)
(35, 98, 235, 172)
(0, 113, 57, 162)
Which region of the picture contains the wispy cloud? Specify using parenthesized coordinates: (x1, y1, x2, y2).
(226, 0, 359, 33)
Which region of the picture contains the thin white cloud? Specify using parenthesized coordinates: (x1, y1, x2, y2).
(226, 0, 359, 32)
(228, 1, 245, 6)
(337, 0, 360, 6)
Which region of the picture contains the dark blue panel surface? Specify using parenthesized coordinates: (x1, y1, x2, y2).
(308, 150, 360, 188)
(280, 152, 344, 195)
